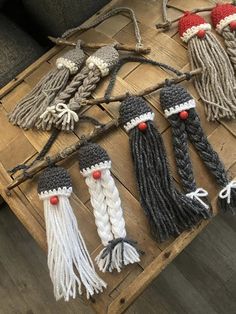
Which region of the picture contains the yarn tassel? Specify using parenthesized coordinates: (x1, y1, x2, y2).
(179, 12, 236, 121)
(160, 82, 236, 214)
(38, 45, 119, 131)
(78, 143, 140, 272)
(9, 41, 85, 129)
(160, 83, 211, 219)
(38, 166, 106, 301)
(211, 3, 236, 72)
(185, 109, 236, 214)
(119, 96, 207, 242)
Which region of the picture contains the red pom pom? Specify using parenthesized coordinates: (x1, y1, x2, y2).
(138, 122, 148, 131)
(197, 29, 206, 39)
(50, 195, 59, 205)
(92, 170, 102, 180)
(230, 20, 236, 31)
(179, 110, 189, 120)
(211, 4, 236, 29)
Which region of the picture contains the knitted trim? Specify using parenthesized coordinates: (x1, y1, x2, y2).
(124, 112, 155, 132)
(56, 57, 79, 74)
(38, 186, 73, 200)
(181, 23, 211, 42)
(164, 99, 196, 117)
(80, 160, 111, 177)
(86, 56, 109, 77)
(216, 13, 236, 33)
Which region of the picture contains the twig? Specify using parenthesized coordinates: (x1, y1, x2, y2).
(83, 68, 202, 106)
(6, 119, 118, 192)
(48, 36, 151, 54)
(156, 5, 226, 30)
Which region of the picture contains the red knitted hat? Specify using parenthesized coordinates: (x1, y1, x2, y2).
(211, 3, 236, 33)
(179, 12, 211, 43)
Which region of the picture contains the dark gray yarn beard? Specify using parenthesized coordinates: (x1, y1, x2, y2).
(129, 122, 206, 242)
(184, 109, 236, 213)
(167, 113, 211, 219)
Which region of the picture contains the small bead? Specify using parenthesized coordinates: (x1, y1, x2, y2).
(197, 29, 206, 39)
(230, 21, 236, 31)
(92, 170, 102, 180)
(138, 122, 148, 131)
(50, 195, 59, 205)
(179, 110, 189, 120)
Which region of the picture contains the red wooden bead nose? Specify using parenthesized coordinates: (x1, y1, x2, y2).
(92, 170, 102, 180)
(138, 122, 148, 131)
(50, 195, 59, 205)
(230, 21, 236, 31)
(179, 110, 189, 120)
(197, 29, 206, 39)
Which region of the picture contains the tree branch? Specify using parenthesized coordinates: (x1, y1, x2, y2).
(155, 4, 234, 30)
(48, 36, 151, 54)
(82, 67, 202, 106)
(6, 119, 118, 193)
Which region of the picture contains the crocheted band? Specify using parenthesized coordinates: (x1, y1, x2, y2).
(39, 186, 72, 200)
(86, 55, 110, 76)
(56, 57, 80, 74)
(164, 99, 196, 117)
(38, 166, 72, 194)
(215, 13, 236, 33)
(181, 23, 211, 42)
(80, 160, 112, 177)
(124, 112, 155, 131)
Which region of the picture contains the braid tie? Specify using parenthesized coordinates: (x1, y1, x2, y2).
(219, 180, 236, 204)
(186, 188, 209, 209)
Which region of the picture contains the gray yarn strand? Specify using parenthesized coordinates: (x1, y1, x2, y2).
(189, 32, 236, 121)
(222, 26, 236, 71)
(62, 7, 143, 47)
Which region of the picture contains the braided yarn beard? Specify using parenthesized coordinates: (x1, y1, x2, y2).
(188, 32, 236, 121)
(184, 109, 236, 214)
(129, 122, 205, 242)
(221, 26, 236, 72)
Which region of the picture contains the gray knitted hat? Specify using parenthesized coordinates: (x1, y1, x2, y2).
(86, 46, 119, 77)
(38, 166, 72, 194)
(119, 96, 155, 132)
(56, 41, 85, 74)
(160, 84, 195, 117)
(78, 143, 111, 176)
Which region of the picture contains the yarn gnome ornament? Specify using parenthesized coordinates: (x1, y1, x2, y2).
(119, 96, 211, 243)
(160, 83, 236, 214)
(78, 143, 140, 272)
(38, 166, 106, 301)
(211, 3, 236, 71)
(9, 41, 85, 129)
(38, 45, 119, 131)
(179, 12, 236, 121)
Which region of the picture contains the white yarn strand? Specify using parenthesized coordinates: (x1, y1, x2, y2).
(43, 194, 106, 301)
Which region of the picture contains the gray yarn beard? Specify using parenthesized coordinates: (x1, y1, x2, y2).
(222, 26, 236, 72)
(189, 32, 236, 121)
(9, 67, 70, 130)
(38, 65, 101, 131)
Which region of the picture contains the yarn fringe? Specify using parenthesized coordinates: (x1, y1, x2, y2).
(9, 68, 70, 129)
(189, 32, 236, 121)
(39, 192, 106, 301)
(95, 238, 140, 272)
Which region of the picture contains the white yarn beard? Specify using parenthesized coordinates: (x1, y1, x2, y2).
(85, 169, 140, 272)
(43, 195, 106, 300)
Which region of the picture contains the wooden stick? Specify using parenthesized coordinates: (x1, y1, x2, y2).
(48, 36, 151, 54)
(156, 5, 226, 30)
(83, 67, 202, 106)
(6, 119, 118, 192)
(5, 67, 202, 192)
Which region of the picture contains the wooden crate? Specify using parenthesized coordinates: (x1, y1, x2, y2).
(0, 0, 235, 313)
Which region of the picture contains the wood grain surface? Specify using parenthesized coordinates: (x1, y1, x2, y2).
(0, 1, 235, 313)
